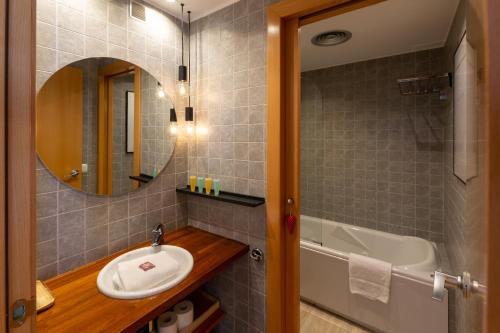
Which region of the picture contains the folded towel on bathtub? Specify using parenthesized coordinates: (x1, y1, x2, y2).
(348, 253, 392, 303)
(116, 251, 179, 292)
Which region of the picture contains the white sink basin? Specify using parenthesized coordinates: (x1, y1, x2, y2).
(97, 245, 193, 299)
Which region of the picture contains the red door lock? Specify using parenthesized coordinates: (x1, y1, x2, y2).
(286, 214, 297, 233)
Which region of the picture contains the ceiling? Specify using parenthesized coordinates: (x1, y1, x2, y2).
(144, 0, 234, 21)
(300, 0, 460, 72)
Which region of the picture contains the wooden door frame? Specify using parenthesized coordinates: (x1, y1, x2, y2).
(0, 0, 6, 331)
(266, 0, 500, 332)
(486, 0, 500, 331)
(2, 0, 36, 332)
(266, 1, 385, 332)
(97, 60, 138, 194)
(132, 67, 142, 189)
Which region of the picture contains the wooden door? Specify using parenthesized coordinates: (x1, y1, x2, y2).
(486, 0, 500, 328)
(4, 0, 36, 331)
(36, 66, 83, 189)
(0, 0, 6, 331)
(97, 60, 136, 195)
(267, 0, 500, 332)
(475, 0, 500, 330)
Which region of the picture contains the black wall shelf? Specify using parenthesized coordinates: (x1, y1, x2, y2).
(129, 174, 153, 184)
(176, 186, 265, 207)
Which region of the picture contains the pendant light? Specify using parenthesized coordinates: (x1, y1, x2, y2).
(156, 82, 165, 98)
(177, 3, 188, 96)
(169, 107, 178, 134)
(185, 10, 194, 135)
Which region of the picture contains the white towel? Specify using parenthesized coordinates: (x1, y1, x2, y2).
(348, 253, 392, 303)
(116, 251, 179, 292)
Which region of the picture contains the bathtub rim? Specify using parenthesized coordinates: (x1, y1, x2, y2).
(300, 215, 438, 274)
(300, 238, 436, 284)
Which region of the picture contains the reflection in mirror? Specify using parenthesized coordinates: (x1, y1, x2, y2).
(453, 34, 477, 183)
(36, 57, 176, 196)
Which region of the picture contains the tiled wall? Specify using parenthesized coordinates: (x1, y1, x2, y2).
(111, 74, 135, 195)
(443, 1, 486, 332)
(443, 3, 467, 331)
(187, 2, 267, 198)
(185, 0, 275, 331)
(189, 200, 266, 333)
(36, 0, 189, 279)
(301, 50, 447, 242)
(140, 70, 176, 177)
(36, 1, 272, 331)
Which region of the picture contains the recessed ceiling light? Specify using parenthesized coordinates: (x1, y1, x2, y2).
(311, 30, 352, 46)
(167, 0, 176, 3)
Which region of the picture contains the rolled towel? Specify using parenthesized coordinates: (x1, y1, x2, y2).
(348, 253, 392, 303)
(117, 251, 179, 292)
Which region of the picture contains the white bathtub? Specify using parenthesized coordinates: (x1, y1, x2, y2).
(300, 215, 448, 333)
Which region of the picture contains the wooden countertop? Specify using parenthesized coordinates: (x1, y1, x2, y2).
(36, 227, 249, 333)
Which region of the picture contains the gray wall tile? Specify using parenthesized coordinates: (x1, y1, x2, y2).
(186, 3, 268, 331)
(36, 0, 189, 278)
(300, 49, 446, 242)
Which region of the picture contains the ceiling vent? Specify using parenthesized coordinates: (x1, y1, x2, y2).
(311, 30, 352, 46)
(130, 0, 147, 22)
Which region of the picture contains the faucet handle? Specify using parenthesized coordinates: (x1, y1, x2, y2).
(152, 224, 163, 234)
(151, 224, 164, 247)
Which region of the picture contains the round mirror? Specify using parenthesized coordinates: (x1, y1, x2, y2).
(36, 57, 176, 196)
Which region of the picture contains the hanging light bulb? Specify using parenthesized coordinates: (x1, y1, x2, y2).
(170, 125, 178, 135)
(177, 3, 188, 97)
(157, 82, 165, 98)
(177, 80, 187, 96)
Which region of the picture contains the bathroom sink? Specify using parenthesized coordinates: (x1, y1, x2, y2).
(97, 245, 193, 299)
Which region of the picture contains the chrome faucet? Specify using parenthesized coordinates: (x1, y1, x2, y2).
(151, 224, 164, 247)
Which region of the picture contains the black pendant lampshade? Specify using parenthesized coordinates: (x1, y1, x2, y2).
(170, 108, 177, 122)
(178, 65, 187, 82)
(185, 106, 193, 122)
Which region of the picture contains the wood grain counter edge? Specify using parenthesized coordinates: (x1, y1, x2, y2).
(36, 227, 249, 333)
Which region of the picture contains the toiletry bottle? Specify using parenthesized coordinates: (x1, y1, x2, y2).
(213, 179, 221, 196)
(205, 178, 213, 194)
(189, 176, 197, 192)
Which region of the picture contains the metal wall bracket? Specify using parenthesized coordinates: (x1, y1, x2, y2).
(250, 248, 264, 262)
(432, 271, 486, 302)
